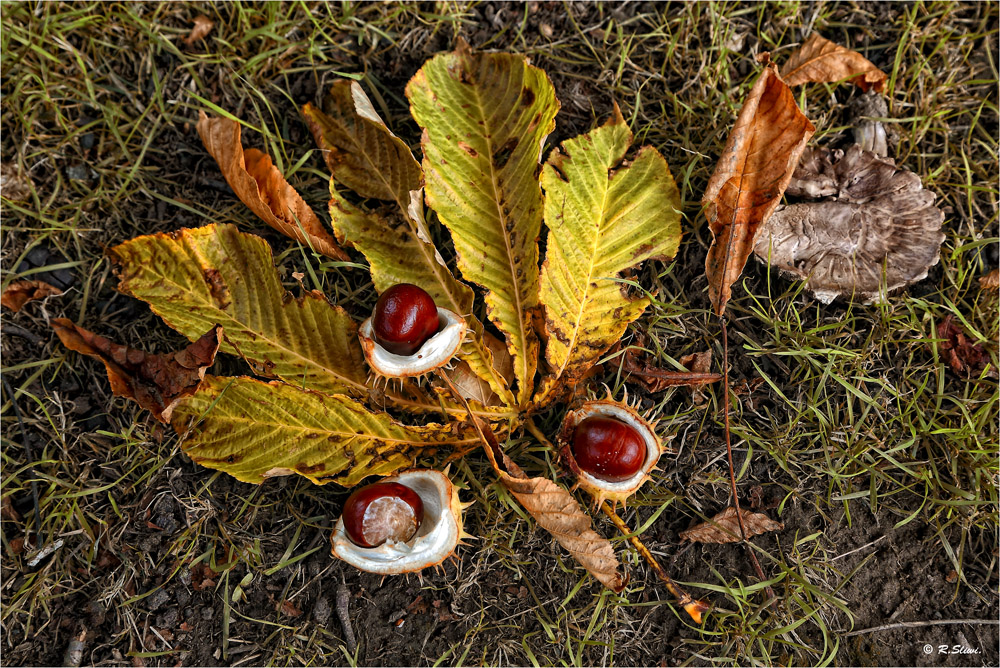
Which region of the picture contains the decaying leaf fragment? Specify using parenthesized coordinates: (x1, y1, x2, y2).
(535, 107, 682, 405)
(980, 269, 999, 292)
(754, 145, 945, 303)
(781, 33, 887, 93)
(171, 376, 480, 487)
(52, 319, 221, 422)
(183, 15, 214, 46)
(197, 111, 348, 261)
(1, 162, 32, 201)
(703, 61, 815, 316)
(680, 506, 783, 544)
(1, 280, 62, 312)
(474, 415, 625, 591)
(936, 315, 989, 376)
(407, 40, 560, 405)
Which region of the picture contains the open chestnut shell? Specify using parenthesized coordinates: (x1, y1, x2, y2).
(331, 469, 468, 574)
(358, 285, 467, 378)
(557, 400, 664, 507)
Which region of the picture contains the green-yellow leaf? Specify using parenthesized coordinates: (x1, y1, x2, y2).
(329, 189, 515, 406)
(171, 376, 480, 486)
(306, 79, 515, 406)
(301, 80, 423, 205)
(535, 108, 682, 405)
(108, 223, 369, 397)
(407, 41, 559, 405)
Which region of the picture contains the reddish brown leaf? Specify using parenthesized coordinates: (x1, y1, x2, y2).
(196, 112, 348, 261)
(937, 315, 989, 375)
(781, 33, 887, 93)
(680, 506, 784, 544)
(52, 319, 222, 422)
(183, 15, 214, 45)
(2, 280, 62, 312)
(279, 600, 303, 618)
(474, 416, 625, 591)
(703, 61, 814, 316)
(190, 562, 217, 591)
(979, 268, 999, 292)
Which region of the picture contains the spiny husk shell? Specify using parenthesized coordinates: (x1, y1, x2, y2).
(557, 400, 664, 508)
(331, 469, 467, 574)
(359, 307, 467, 378)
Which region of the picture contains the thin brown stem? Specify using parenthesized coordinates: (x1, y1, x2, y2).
(720, 318, 776, 603)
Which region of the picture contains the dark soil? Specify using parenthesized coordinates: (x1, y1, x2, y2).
(2, 1, 997, 666)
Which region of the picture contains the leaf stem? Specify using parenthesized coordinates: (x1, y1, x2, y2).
(720, 317, 776, 604)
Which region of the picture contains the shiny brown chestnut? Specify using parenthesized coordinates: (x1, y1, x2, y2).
(342, 481, 424, 548)
(571, 415, 646, 483)
(372, 284, 441, 356)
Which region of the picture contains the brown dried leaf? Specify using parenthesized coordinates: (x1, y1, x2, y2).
(680, 507, 784, 544)
(781, 33, 887, 93)
(679, 351, 712, 375)
(1, 162, 32, 201)
(196, 112, 348, 260)
(1, 280, 62, 312)
(755, 145, 945, 304)
(475, 416, 625, 591)
(703, 62, 815, 316)
(979, 269, 999, 292)
(937, 315, 989, 376)
(279, 600, 303, 618)
(183, 15, 214, 46)
(52, 319, 222, 422)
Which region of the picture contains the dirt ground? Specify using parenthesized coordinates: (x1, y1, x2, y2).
(2, 2, 997, 666)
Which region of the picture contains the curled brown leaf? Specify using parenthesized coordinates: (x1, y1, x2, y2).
(1, 280, 62, 312)
(680, 506, 784, 544)
(781, 33, 887, 93)
(52, 319, 222, 422)
(703, 62, 815, 316)
(197, 111, 348, 261)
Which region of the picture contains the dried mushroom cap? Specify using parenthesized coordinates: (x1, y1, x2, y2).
(755, 145, 945, 304)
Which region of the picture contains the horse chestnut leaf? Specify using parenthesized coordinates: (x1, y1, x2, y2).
(372, 284, 441, 356)
(342, 482, 424, 548)
(571, 415, 646, 482)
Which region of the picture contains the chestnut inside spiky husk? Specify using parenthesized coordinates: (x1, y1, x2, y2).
(557, 400, 664, 507)
(358, 284, 467, 378)
(331, 469, 470, 574)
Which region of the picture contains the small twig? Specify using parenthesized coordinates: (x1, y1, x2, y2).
(839, 619, 1000, 637)
(4, 323, 43, 344)
(720, 319, 776, 605)
(2, 376, 43, 545)
(336, 576, 358, 656)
